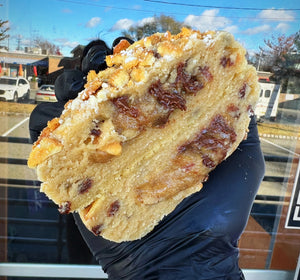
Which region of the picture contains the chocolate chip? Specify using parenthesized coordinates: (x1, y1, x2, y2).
(202, 155, 216, 168)
(107, 200, 120, 217)
(92, 224, 103, 236)
(78, 178, 93, 194)
(91, 128, 101, 137)
(220, 56, 234, 68)
(239, 83, 247, 98)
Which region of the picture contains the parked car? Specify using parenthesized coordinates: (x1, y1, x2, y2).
(35, 85, 56, 103)
(0, 76, 30, 102)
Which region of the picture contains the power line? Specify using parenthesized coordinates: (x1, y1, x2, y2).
(56, 0, 300, 20)
(56, 0, 166, 14)
(144, 0, 300, 11)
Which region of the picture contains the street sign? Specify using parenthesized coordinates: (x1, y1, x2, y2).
(286, 160, 300, 229)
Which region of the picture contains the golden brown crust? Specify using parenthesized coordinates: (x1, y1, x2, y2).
(113, 39, 131, 54)
(28, 118, 62, 168)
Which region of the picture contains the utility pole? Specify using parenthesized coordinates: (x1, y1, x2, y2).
(16, 35, 21, 51)
(257, 50, 262, 71)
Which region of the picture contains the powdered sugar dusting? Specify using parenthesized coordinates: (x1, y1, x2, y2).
(203, 34, 215, 47)
(65, 94, 99, 115)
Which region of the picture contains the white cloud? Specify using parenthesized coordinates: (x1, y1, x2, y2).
(55, 38, 79, 48)
(111, 18, 135, 31)
(257, 9, 295, 22)
(184, 9, 231, 31)
(224, 25, 239, 34)
(247, 49, 258, 57)
(111, 17, 155, 32)
(137, 17, 155, 27)
(85, 17, 101, 28)
(243, 24, 272, 35)
(62, 41, 79, 48)
(275, 22, 290, 33)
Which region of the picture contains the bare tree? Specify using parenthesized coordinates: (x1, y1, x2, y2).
(258, 32, 300, 92)
(33, 36, 62, 55)
(0, 19, 9, 42)
(259, 34, 295, 72)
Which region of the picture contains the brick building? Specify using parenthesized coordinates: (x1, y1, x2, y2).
(0, 45, 83, 85)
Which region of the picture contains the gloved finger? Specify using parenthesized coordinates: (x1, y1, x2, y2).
(55, 69, 85, 102)
(239, 115, 260, 147)
(81, 40, 112, 75)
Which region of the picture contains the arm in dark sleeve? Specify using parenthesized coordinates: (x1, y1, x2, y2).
(73, 116, 265, 280)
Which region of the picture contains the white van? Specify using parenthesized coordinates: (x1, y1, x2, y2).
(255, 81, 281, 121)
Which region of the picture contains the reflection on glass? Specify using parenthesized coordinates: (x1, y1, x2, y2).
(0, 0, 299, 278)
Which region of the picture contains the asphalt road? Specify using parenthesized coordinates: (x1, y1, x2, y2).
(0, 113, 37, 182)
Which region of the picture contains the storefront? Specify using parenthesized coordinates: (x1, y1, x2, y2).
(0, 56, 48, 78)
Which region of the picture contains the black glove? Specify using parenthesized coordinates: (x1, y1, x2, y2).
(80, 40, 112, 75)
(55, 69, 85, 102)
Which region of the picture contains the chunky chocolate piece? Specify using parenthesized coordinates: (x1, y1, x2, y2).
(227, 104, 241, 119)
(175, 62, 203, 94)
(112, 95, 140, 118)
(149, 80, 186, 111)
(91, 128, 101, 137)
(178, 115, 237, 167)
(199, 66, 213, 82)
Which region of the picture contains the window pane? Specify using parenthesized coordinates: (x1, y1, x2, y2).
(0, 1, 299, 278)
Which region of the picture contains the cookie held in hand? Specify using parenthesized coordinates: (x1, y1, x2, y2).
(28, 28, 259, 242)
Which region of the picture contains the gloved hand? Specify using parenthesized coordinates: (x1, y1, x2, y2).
(29, 39, 111, 143)
(29, 38, 265, 280)
(72, 116, 265, 280)
(80, 40, 112, 75)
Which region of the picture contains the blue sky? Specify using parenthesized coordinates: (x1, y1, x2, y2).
(1, 0, 299, 56)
